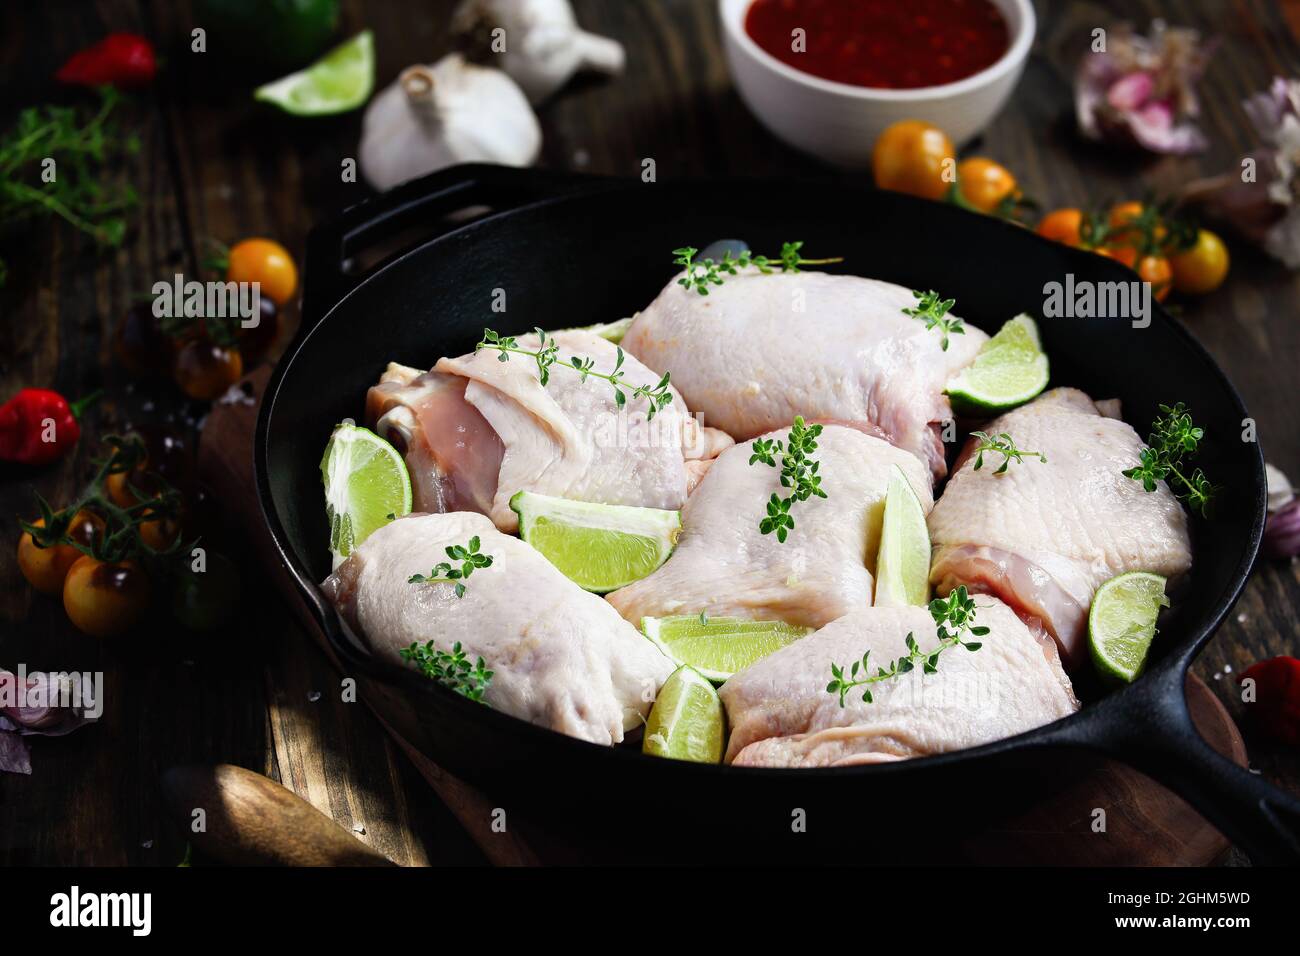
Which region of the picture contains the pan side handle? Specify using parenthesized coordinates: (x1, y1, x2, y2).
(301, 163, 606, 335)
(1072, 665, 1300, 865)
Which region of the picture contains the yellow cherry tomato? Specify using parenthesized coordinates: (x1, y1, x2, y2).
(956, 157, 1019, 213)
(106, 470, 138, 508)
(1095, 244, 1138, 269)
(1107, 201, 1144, 230)
(140, 511, 180, 551)
(871, 120, 955, 201)
(1170, 229, 1230, 295)
(226, 238, 298, 306)
(63, 556, 151, 639)
(1109, 200, 1167, 246)
(171, 339, 243, 401)
(1036, 208, 1084, 247)
(1137, 254, 1174, 302)
(17, 512, 102, 596)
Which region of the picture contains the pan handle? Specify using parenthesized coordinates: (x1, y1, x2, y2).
(1077, 663, 1300, 865)
(301, 163, 604, 330)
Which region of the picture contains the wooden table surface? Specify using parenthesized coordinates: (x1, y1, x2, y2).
(1, 0, 1297, 866)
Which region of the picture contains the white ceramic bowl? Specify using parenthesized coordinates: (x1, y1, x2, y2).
(719, 0, 1035, 168)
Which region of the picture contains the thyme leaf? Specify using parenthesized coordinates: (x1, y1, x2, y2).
(408, 535, 493, 598)
(399, 640, 494, 702)
(0, 87, 139, 286)
(970, 431, 1047, 474)
(748, 416, 827, 543)
(672, 241, 844, 296)
(477, 328, 674, 420)
(1122, 402, 1217, 517)
(902, 289, 964, 351)
(826, 586, 988, 706)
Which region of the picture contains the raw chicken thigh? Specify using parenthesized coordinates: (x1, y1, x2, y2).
(927, 389, 1193, 669)
(606, 424, 933, 630)
(621, 270, 987, 478)
(322, 512, 673, 745)
(369, 330, 732, 533)
(367, 364, 504, 515)
(720, 599, 1078, 768)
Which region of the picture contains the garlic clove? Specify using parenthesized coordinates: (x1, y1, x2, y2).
(572, 29, 625, 77)
(1263, 499, 1300, 560)
(360, 53, 541, 193)
(1266, 462, 1295, 513)
(452, 0, 625, 104)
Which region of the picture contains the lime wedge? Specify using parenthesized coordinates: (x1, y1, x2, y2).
(643, 665, 725, 763)
(874, 465, 931, 607)
(511, 491, 680, 593)
(255, 31, 375, 116)
(320, 422, 411, 567)
(642, 615, 812, 683)
(1088, 571, 1170, 683)
(946, 313, 1049, 415)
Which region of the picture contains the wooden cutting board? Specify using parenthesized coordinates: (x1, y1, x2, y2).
(200, 367, 1248, 866)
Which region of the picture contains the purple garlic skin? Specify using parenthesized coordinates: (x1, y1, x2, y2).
(1264, 499, 1300, 560)
(1075, 21, 1215, 155)
(1181, 78, 1300, 268)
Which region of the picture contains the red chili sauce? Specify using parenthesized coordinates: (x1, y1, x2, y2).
(744, 0, 1011, 90)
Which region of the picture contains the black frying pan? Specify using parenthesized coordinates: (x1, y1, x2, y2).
(257, 164, 1300, 864)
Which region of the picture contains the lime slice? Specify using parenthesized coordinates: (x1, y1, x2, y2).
(556, 317, 635, 344)
(320, 422, 411, 567)
(874, 465, 931, 607)
(946, 313, 1049, 415)
(643, 665, 725, 763)
(254, 31, 375, 116)
(511, 491, 680, 593)
(1088, 571, 1170, 683)
(642, 615, 812, 683)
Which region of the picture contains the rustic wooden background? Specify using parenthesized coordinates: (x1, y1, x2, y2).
(1, 0, 1297, 866)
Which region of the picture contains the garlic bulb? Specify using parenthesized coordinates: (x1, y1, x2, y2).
(359, 54, 541, 193)
(1267, 462, 1295, 513)
(1264, 500, 1300, 560)
(452, 0, 625, 104)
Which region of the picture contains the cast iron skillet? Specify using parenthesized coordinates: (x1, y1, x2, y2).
(257, 164, 1300, 863)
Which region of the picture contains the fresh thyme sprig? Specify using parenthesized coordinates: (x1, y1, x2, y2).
(408, 535, 493, 598)
(399, 640, 494, 702)
(672, 241, 844, 296)
(1122, 402, 1217, 517)
(0, 87, 139, 286)
(477, 328, 675, 420)
(748, 416, 827, 543)
(903, 289, 964, 351)
(826, 586, 989, 707)
(970, 431, 1047, 474)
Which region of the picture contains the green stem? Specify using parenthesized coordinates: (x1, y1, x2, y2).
(481, 344, 622, 386)
(478, 343, 669, 411)
(791, 256, 844, 266)
(0, 92, 116, 180)
(67, 389, 102, 420)
(1164, 459, 1210, 510)
(836, 635, 963, 705)
(5, 181, 110, 240)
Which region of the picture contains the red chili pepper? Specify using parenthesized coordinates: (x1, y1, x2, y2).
(0, 389, 98, 466)
(1239, 656, 1300, 747)
(55, 33, 157, 90)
